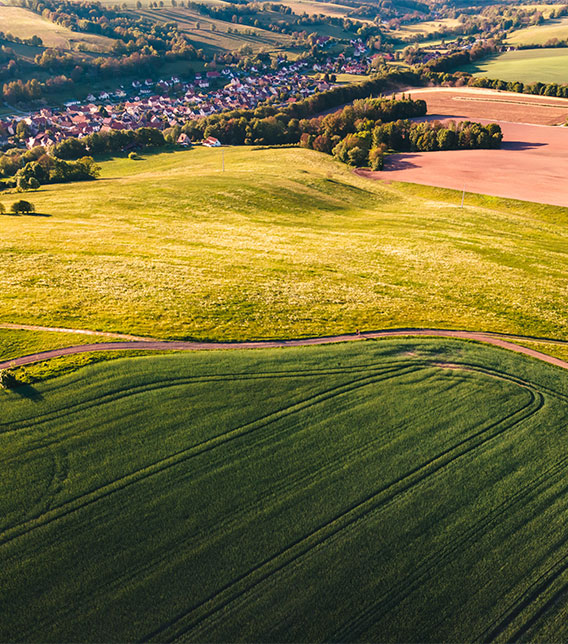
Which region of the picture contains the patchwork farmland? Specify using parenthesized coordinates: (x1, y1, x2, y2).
(2, 339, 568, 642)
(364, 88, 568, 206)
(1, 0, 568, 635)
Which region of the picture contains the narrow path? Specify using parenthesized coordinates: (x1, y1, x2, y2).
(0, 323, 154, 341)
(1, 329, 567, 371)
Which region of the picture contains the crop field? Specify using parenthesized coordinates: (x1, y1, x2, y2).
(400, 87, 568, 125)
(463, 48, 568, 84)
(363, 118, 568, 207)
(390, 17, 462, 39)
(0, 146, 567, 343)
(136, 6, 295, 54)
(0, 6, 116, 52)
(1, 339, 568, 642)
(277, 0, 355, 18)
(507, 16, 568, 45)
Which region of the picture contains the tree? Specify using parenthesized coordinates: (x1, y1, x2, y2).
(0, 203, 5, 215)
(347, 146, 368, 166)
(15, 121, 30, 139)
(11, 200, 35, 214)
(16, 175, 30, 192)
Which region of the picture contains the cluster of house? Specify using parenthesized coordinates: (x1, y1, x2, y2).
(0, 55, 374, 150)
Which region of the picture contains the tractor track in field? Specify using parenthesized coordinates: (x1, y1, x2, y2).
(0, 366, 418, 549)
(1, 328, 568, 371)
(17, 366, 429, 640)
(0, 364, 401, 435)
(330, 454, 568, 643)
(143, 385, 543, 642)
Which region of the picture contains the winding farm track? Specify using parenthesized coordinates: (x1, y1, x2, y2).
(1, 328, 567, 371)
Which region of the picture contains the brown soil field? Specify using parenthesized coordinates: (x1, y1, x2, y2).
(399, 87, 568, 126)
(358, 120, 568, 207)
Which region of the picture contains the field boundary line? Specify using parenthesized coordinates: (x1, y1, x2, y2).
(1, 328, 567, 371)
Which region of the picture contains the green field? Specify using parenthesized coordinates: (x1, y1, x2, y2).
(1, 147, 566, 344)
(507, 16, 568, 45)
(463, 48, 568, 84)
(1, 339, 568, 642)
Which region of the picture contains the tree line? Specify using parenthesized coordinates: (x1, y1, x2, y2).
(0, 145, 100, 190)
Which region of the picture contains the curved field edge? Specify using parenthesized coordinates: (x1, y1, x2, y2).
(1, 147, 566, 342)
(1, 339, 568, 642)
(0, 329, 130, 363)
(2, 329, 568, 386)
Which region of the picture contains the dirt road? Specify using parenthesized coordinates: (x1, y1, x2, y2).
(1, 328, 567, 371)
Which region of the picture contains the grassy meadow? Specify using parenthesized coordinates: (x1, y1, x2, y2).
(0, 6, 115, 52)
(136, 6, 295, 55)
(1, 338, 568, 642)
(389, 17, 462, 40)
(463, 48, 568, 83)
(0, 146, 567, 344)
(507, 16, 568, 45)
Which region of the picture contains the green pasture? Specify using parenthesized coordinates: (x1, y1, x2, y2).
(507, 16, 568, 45)
(1, 339, 568, 642)
(462, 48, 568, 84)
(0, 146, 566, 343)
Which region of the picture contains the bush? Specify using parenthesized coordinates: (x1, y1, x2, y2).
(0, 203, 5, 214)
(369, 146, 386, 170)
(11, 199, 35, 214)
(0, 369, 18, 389)
(128, 151, 139, 160)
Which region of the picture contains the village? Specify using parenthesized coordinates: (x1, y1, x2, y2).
(0, 48, 372, 150)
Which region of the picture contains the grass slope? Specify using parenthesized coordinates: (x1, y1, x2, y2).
(136, 6, 294, 54)
(0, 6, 116, 52)
(507, 16, 568, 46)
(1, 339, 568, 642)
(1, 146, 566, 342)
(463, 48, 568, 84)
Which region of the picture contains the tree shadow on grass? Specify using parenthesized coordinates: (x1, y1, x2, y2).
(5, 383, 43, 401)
(3, 212, 51, 217)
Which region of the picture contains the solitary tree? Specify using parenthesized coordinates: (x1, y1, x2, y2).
(11, 200, 36, 214)
(0, 203, 5, 215)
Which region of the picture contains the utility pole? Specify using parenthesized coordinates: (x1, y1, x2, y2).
(460, 183, 465, 208)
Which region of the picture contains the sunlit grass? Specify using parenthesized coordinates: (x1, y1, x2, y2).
(1, 146, 566, 344)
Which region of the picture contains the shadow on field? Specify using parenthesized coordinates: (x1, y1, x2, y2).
(4, 212, 51, 218)
(420, 113, 463, 121)
(502, 140, 547, 151)
(11, 383, 44, 401)
(383, 155, 420, 171)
